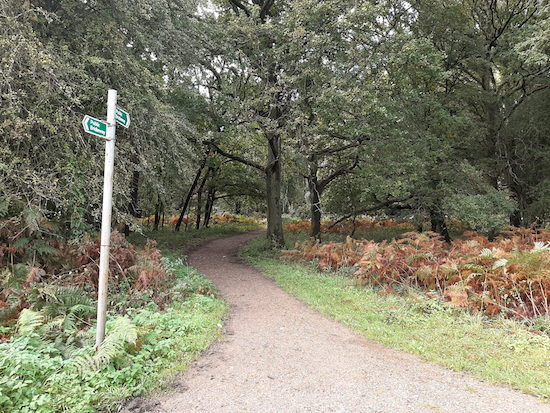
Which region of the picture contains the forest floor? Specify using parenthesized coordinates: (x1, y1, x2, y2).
(124, 230, 550, 413)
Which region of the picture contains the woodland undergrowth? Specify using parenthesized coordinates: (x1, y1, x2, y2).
(283, 217, 417, 236)
(283, 226, 550, 320)
(0, 214, 225, 412)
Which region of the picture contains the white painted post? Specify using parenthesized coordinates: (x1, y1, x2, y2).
(95, 89, 117, 349)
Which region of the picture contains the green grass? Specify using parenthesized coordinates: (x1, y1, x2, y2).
(241, 235, 550, 401)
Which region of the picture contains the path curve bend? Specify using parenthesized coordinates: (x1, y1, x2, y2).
(135, 231, 549, 413)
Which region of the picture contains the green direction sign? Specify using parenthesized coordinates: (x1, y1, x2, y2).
(115, 107, 130, 128)
(82, 115, 107, 138)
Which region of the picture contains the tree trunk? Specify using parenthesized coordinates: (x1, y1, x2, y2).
(310, 184, 322, 240)
(175, 157, 207, 232)
(153, 201, 162, 231)
(123, 169, 140, 236)
(203, 168, 219, 228)
(266, 133, 285, 246)
(308, 161, 322, 240)
(204, 187, 216, 228)
(195, 169, 210, 230)
(430, 208, 451, 243)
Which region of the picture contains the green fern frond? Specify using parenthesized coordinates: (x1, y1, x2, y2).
(67, 316, 138, 375)
(1, 264, 31, 289)
(17, 309, 44, 335)
(463, 263, 486, 276)
(68, 303, 95, 319)
(68, 354, 99, 374)
(22, 207, 43, 233)
(26, 239, 57, 257)
(39, 285, 95, 321)
(0, 195, 9, 218)
(62, 312, 77, 333)
(13, 237, 30, 248)
(40, 316, 64, 338)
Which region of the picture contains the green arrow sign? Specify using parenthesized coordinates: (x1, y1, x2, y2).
(82, 115, 107, 138)
(116, 107, 130, 128)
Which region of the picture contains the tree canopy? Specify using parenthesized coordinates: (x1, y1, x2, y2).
(2, 0, 550, 241)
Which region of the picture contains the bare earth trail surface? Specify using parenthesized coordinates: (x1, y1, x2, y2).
(135, 231, 550, 412)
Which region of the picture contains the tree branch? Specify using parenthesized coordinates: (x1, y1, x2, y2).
(313, 140, 364, 156)
(207, 141, 266, 172)
(328, 197, 412, 229)
(228, 0, 250, 16)
(318, 157, 360, 192)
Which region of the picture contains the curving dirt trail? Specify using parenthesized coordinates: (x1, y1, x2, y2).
(128, 231, 550, 413)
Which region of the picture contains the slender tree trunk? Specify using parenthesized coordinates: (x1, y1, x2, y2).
(204, 187, 216, 228)
(308, 161, 322, 241)
(203, 168, 218, 228)
(195, 169, 210, 230)
(350, 216, 357, 237)
(153, 201, 162, 231)
(175, 157, 207, 232)
(310, 185, 322, 240)
(123, 169, 140, 236)
(266, 133, 285, 246)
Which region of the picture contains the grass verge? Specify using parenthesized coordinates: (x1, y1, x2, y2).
(241, 236, 550, 401)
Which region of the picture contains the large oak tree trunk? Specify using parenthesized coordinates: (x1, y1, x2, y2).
(266, 134, 285, 246)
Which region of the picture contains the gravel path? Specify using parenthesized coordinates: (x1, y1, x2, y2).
(130, 231, 550, 413)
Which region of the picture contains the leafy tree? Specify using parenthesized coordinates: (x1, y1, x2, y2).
(411, 0, 550, 225)
(1, 0, 204, 235)
(197, 0, 291, 245)
(203, 0, 420, 241)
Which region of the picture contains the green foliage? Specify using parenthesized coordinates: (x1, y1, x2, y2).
(0, 333, 63, 412)
(443, 192, 516, 235)
(0, 219, 244, 411)
(0, 260, 226, 413)
(69, 317, 137, 374)
(1, 0, 203, 234)
(16, 310, 44, 336)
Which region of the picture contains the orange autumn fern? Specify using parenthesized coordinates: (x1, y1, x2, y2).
(284, 227, 550, 319)
(283, 218, 415, 235)
(282, 236, 372, 270)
